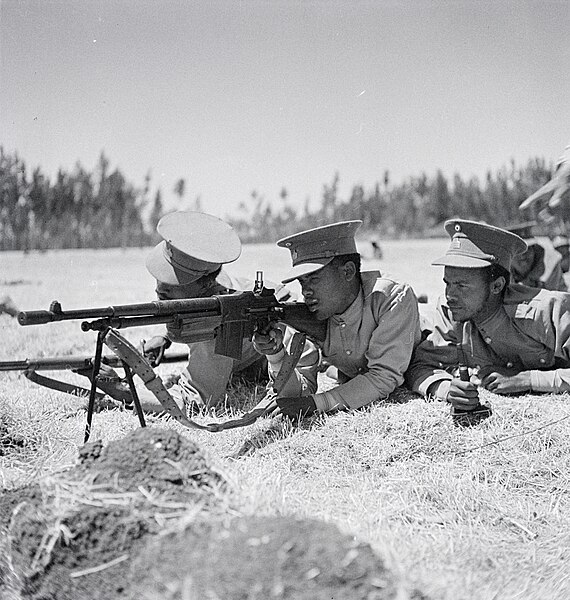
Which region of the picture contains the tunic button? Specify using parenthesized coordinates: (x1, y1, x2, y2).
(485, 337, 492, 344)
(346, 350, 352, 355)
(506, 362, 513, 368)
(539, 358, 545, 364)
(340, 323, 346, 328)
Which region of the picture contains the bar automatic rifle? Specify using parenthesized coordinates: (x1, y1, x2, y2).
(15, 273, 326, 441)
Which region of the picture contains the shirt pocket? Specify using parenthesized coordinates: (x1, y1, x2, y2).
(511, 304, 555, 369)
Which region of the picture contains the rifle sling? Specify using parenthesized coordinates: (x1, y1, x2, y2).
(103, 329, 211, 431)
(24, 370, 106, 400)
(207, 332, 307, 432)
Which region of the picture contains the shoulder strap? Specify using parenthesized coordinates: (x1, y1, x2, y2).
(207, 332, 307, 432)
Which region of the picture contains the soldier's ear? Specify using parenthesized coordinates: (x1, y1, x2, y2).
(341, 260, 357, 282)
(490, 276, 507, 296)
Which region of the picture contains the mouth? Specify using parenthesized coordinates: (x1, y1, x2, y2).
(448, 305, 469, 321)
(305, 299, 319, 312)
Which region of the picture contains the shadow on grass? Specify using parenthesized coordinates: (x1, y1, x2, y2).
(225, 385, 424, 459)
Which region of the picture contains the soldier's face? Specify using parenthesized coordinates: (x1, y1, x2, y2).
(155, 280, 203, 300)
(298, 262, 356, 320)
(443, 267, 494, 323)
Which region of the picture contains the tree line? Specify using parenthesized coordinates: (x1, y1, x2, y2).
(0, 146, 555, 251)
(230, 160, 555, 242)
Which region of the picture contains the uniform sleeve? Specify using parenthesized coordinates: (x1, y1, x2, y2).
(175, 340, 236, 406)
(266, 327, 320, 397)
(404, 299, 457, 397)
(529, 294, 570, 392)
(314, 284, 421, 411)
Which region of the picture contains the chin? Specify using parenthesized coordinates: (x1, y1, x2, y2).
(449, 309, 468, 322)
(313, 308, 331, 321)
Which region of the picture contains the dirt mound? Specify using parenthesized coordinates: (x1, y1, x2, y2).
(0, 428, 427, 600)
(1, 428, 226, 600)
(129, 515, 422, 600)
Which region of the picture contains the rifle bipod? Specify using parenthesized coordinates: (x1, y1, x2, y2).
(84, 328, 147, 442)
(50, 327, 308, 441)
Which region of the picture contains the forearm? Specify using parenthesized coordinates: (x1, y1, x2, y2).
(266, 336, 319, 397)
(529, 368, 570, 393)
(314, 367, 403, 412)
(407, 367, 454, 398)
(425, 379, 451, 401)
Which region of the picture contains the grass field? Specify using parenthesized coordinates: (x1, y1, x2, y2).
(1, 239, 570, 599)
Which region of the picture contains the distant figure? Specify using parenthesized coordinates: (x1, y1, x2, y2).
(506, 221, 567, 291)
(0, 295, 19, 318)
(552, 234, 570, 273)
(370, 240, 383, 259)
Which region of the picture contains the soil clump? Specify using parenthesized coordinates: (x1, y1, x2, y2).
(0, 427, 426, 600)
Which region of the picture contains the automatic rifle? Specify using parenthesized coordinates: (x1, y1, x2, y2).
(16, 272, 325, 441)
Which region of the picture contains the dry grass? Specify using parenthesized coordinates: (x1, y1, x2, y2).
(1, 246, 570, 599)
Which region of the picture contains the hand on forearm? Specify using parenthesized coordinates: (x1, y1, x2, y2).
(480, 370, 531, 394)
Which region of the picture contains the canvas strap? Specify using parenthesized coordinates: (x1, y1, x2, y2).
(206, 332, 307, 432)
(103, 328, 211, 431)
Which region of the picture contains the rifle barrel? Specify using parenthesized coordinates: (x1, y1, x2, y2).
(18, 297, 223, 326)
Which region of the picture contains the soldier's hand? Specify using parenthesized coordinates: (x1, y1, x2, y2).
(252, 324, 284, 356)
(265, 395, 317, 420)
(447, 377, 480, 411)
(140, 335, 172, 366)
(480, 370, 531, 394)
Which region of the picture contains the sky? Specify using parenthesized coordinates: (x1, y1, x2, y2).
(1, 0, 569, 219)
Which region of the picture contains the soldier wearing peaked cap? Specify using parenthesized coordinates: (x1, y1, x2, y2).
(505, 221, 567, 292)
(80, 211, 318, 414)
(252, 220, 422, 419)
(406, 219, 570, 410)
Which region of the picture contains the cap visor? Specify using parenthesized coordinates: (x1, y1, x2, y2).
(431, 254, 493, 268)
(145, 242, 201, 285)
(281, 258, 333, 284)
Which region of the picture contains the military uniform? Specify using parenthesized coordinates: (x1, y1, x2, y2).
(406, 218, 570, 398)
(407, 284, 570, 395)
(268, 221, 421, 413)
(146, 211, 317, 410)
